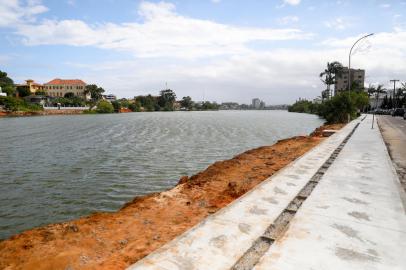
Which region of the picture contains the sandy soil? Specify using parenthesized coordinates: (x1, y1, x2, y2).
(0, 123, 344, 270)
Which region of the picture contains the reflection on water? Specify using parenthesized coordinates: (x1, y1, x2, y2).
(0, 111, 323, 239)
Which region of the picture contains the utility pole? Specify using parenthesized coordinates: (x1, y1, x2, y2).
(390, 79, 399, 108)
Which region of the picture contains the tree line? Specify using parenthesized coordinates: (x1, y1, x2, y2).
(0, 70, 219, 113)
(288, 92, 370, 123)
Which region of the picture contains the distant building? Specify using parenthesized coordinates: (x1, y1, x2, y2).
(252, 98, 261, 109)
(220, 102, 240, 110)
(334, 68, 365, 94)
(44, 78, 89, 99)
(102, 94, 117, 102)
(252, 98, 265, 109)
(15, 79, 44, 95)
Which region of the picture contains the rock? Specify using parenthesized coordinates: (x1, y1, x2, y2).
(178, 176, 189, 184)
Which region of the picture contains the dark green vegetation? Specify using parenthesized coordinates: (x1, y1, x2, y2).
(0, 71, 15, 97)
(319, 61, 343, 99)
(0, 69, 220, 115)
(0, 96, 43, 112)
(367, 84, 406, 109)
(289, 92, 369, 124)
(132, 89, 219, 112)
(96, 100, 114, 113)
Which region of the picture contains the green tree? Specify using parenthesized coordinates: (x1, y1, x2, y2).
(180, 96, 194, 110)
(129, 101, 141, 112)
(135, 95, 157, 111)
(64, 92, 75, 98)
(158, 89, 176, 110)
(381, 95, 388, 109)
(120, 99, 130, 108)
(368, 84, 386, 110)
(16, 86, 31, 97)
(0, 96, 42, 112)
(96, 100, 114, 113)
(111, 100, 121, 112)
(0, 71, 15, 96)
(84, 84, 105, 101)
(319, 61, 343, 99)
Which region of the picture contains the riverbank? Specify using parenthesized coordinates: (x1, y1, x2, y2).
(0, 123, 344, 270)
(0, 109, 86, 117)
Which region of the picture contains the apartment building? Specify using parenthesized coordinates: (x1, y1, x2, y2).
(334, 68, 365, 95)
(44, 79, 89, 100)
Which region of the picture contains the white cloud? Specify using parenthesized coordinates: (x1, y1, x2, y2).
(324, 17, 352, 30)
(0, 0, 48, 27)
(67, 28, 406, 102)
(277, 15, 299, 25)
(15, 1, 312, 59)
(283, 0, 301, 6)
(211, 0, 221, 3)
(380, 3, 391, 8)
(1, 1, 406, 103)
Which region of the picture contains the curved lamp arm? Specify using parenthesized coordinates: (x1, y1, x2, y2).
(348, 33, 374, 92)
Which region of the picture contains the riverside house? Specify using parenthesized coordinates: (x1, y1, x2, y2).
(15, 79, 44, 95)
(44, 79, 90, 100)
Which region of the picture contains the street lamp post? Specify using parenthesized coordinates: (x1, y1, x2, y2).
(348, 33, 374, 94)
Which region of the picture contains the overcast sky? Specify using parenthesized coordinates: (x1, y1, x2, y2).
(0, 0, 405, 104)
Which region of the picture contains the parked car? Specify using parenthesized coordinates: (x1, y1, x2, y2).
(391, 108, 405, 117)
(404, 112, 406, 120)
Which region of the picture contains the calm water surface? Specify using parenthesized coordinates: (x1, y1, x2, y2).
(0, 111, 323, 239)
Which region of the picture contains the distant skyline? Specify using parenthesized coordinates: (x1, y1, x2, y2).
(0, 0, 405, 104)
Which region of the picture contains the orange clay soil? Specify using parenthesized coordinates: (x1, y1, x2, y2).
(0, 123, 345, 270)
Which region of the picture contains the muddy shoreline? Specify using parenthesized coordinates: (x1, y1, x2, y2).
(0, 123, 344, 270)
(0, 109, 86, 117)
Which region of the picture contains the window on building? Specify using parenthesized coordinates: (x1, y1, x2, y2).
(358, 75, 362, 79)
(344, 81, 347, 84)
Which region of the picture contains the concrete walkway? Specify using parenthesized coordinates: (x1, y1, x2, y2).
(127, 115, 406, 270)
(254, 115, 406, 270)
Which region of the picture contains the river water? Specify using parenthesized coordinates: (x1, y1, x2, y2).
(0, 111, 323, 239)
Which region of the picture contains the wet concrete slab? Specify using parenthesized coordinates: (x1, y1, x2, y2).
(127, 121, 359, 270)
(254, 115, 406, 270)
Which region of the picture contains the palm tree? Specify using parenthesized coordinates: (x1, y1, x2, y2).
(368, 84, 386, 110)
(320, 61, 343, 99)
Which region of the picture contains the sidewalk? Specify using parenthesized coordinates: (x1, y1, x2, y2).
(254, 115, 406, 270)
(127, 120, 359, 270)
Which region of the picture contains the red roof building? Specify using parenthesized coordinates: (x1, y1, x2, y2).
(44, 78, 89, 99)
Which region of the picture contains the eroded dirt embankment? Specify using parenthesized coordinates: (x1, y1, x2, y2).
(0, 123, 344, 270)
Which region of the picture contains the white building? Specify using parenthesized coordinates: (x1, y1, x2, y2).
(44, 79, 89, 100)
(102, 94, 117, 102)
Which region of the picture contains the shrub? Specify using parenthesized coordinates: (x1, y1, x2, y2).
(128, 102, 141, 112)
(96, 100, 114, 113)
(111, 100, 121, 112)
(288, 92, 370, 124)
(0, 96, 43, 112)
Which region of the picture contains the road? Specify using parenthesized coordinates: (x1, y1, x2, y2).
(378, 115, 406, 192)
